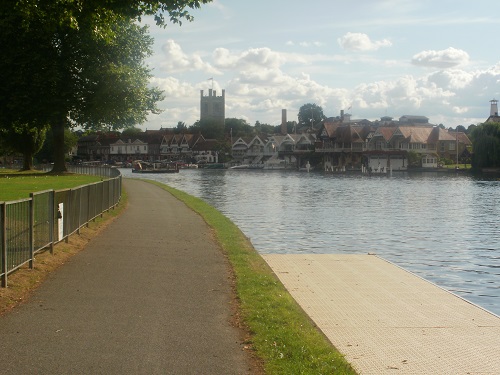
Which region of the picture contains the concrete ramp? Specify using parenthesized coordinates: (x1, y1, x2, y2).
(262, 254, 500, 374)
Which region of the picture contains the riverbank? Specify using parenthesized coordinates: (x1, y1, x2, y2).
(0, 179, 356, 374)
(147, 180, 356, 374)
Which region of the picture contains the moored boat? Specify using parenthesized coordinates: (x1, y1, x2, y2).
(132, 161, 179, 173)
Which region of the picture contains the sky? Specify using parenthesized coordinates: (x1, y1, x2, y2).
(140, 0, 500, 130)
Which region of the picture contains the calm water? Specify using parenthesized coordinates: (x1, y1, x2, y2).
(121, 168, 500, 316)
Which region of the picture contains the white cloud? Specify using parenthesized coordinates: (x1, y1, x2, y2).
(338, 32, 392, 51)
(411, 47, 469, 69)
(159, 39, 220, 74)
(213, 47, 284, 69)
(146, 40, 499, 129)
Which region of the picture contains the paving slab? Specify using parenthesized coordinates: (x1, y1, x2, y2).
(0, 179, 254, 374)
(262, 253, 500, 375)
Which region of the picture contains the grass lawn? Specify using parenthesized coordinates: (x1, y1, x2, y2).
(0, 171, 104, 201)
(442, 163, 472, 170)
(147, 180, 357, 375)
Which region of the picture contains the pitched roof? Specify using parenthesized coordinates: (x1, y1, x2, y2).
(396, 126, 433, 143)
(374, 126, 398, 141)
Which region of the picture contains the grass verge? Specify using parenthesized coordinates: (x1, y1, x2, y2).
(0, 172, 104, 201)
(146, 180, 356, 375)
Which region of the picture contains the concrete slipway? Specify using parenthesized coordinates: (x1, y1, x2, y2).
(262, 254, 500, 374)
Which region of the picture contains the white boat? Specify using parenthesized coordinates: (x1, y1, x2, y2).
(230, 164, 264, 170)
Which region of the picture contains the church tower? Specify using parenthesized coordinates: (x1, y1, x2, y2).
(490, 99, 498, 116)
(200, 89, 225, 126)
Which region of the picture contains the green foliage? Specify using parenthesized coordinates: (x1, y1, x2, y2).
(2, 1, 213, 173)
(0, 123, 49, 170)
(298, 103, 325, 129)
(254, 121, 276, 135)
(471, 122, 500, 168)
(175, 121, 187, 134)
(14, 0, 212, 30)
(407, 150, 421, 167)
(121, 126, 144, 137)
(36, 129, 78, 163)
(225, 118, 252, 138)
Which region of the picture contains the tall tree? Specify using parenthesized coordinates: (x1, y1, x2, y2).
(298, 103, 325, 130)
(36, 129, 79, 164)
(1, 0, 211, 173)
(175, 121, 187, 133)
(471, 122, 500, 169)
(225, 118, 252, 138)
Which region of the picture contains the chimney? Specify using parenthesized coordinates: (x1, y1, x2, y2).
(281, 109, 287, 135)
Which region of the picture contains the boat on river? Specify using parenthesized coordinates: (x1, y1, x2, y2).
(230, 164, 265, 170)
(132, 160, 179, 174)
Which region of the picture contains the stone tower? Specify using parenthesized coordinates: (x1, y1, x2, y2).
(200, 89, 225, 126)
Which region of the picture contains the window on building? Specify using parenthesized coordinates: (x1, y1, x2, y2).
(449, 142, 456, 151)
(440, 143, 445, 152)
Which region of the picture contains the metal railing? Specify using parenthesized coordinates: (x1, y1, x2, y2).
(1, 166, 122, 287)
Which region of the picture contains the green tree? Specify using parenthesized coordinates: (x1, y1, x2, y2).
(298, 103, 325, 129)
(0, 123, 48, 170)
(36, 129, 79, 164)
(225, 118, 252, 138)
(407, 150, 421, 167)
(467, 124, 477, 136)
(122, 127, 144, 138)
(1, 0, 211, 173)
(471, 122, 500, 168)
(175, 121, 187, 134)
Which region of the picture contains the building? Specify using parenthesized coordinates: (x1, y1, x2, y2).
(200, 89, 225, 126)
(486, 99, 500, 123)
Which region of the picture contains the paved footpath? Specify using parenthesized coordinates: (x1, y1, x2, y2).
(263, 253, 500, 375)
(0, 179, 255, 374)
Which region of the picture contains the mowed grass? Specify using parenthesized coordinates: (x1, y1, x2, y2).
(146, 180, 357, 375)
(0, 171, 104, 201)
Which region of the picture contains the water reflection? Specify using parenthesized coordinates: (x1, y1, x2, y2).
(122, 168, 500, 315)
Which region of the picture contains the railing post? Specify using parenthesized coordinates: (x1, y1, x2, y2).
(65, 191, 70, 244)
(77, 188, 81, 235)
(29, 194, 34, 269)
(1, 202, 7, 287)
(87, 184, 91, 228)
(49, 191, 54, 254)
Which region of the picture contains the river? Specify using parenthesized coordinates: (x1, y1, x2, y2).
(121, 168, 500, 316)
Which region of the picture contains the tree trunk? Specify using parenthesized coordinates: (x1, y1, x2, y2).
(51, 118, 67, 173)
(21, 150, 34, 171)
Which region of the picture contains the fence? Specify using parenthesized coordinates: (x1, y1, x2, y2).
(1, 166, 122, 287)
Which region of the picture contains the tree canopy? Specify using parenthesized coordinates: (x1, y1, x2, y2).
(0, 0, 211, 172)
(471, 122, 500, 169)
(298, 103, 325, 130)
